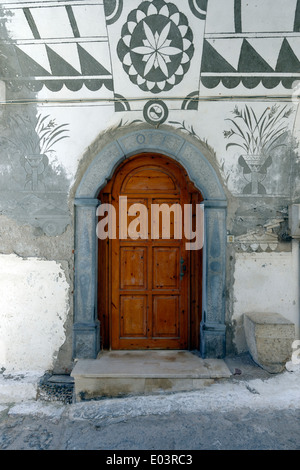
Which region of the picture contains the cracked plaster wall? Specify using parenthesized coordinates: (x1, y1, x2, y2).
(0, 253, 70, 373)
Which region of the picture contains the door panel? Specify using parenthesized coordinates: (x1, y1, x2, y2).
(120, 247, 148, 289)
(151, 198, 181, 239)
(152, 296, 179, 337)
(152, 247, 179, 289)
(120, 295, 147, 337)
(123, 168, 177, 192)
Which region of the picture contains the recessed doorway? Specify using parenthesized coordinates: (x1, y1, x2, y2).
(97, 153, 203, 350)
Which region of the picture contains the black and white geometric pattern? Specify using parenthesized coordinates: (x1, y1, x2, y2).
(201, 37, 300, 89)
(1, 0, 300, 98)
(117, 0, 194, 94)
(201, 0, 300, 90)
(0, 1, 114, 92)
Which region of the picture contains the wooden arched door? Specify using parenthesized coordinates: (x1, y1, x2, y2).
(98, 154, 203, 350)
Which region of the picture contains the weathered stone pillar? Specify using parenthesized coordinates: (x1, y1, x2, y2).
(200, 202, 227, 358)
(73, 198, 100, 359)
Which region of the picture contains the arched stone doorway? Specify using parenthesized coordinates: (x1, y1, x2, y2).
(73, 128, 227, 359)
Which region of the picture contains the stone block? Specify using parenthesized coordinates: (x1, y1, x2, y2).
(289, 204, 300, 239)
(71, 351, 231, 400)
(244, 312, 295, 373)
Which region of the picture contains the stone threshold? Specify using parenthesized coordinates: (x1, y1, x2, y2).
(71, 350, 232, 401)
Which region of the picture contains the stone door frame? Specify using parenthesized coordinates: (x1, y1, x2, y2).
(73, 128, 227, 359)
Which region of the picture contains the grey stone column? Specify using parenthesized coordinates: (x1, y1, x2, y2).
(73, 198, 100, 359)
(200, 201, 227, 358)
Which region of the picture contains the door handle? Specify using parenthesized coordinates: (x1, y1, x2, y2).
(180, 257, 186, 280)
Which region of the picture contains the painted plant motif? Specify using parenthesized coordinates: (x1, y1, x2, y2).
(0, 112, 71, 235)
(117, 0, 194, 93)
(0, 113, 69, 191)
(224, 105, 294, 194)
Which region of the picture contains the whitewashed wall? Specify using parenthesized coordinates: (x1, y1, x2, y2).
(0, 254, 69, 372)
(233, 241, 300, 352)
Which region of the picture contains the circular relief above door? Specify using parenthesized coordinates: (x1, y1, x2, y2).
(143, 99, 169, 125)
(117, 0, 194, 93)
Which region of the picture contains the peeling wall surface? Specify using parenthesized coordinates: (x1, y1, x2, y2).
(0, 254, 69, 372)
(0, 0, 299, 373)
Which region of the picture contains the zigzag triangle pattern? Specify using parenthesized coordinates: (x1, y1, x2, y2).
(238, 40, 275, 73)
(1, 42, 113, 92)
(201, 37, 300, 89)
(276, 38, 300, 72)
(201, 40, 236, 73)
(46, 46, 81, 76)
(77, 44, 111, 76)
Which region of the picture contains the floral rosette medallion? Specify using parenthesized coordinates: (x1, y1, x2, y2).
(117, 0, 194, 93)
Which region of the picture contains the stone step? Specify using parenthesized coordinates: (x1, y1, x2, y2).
(71, 350, 231, 401)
